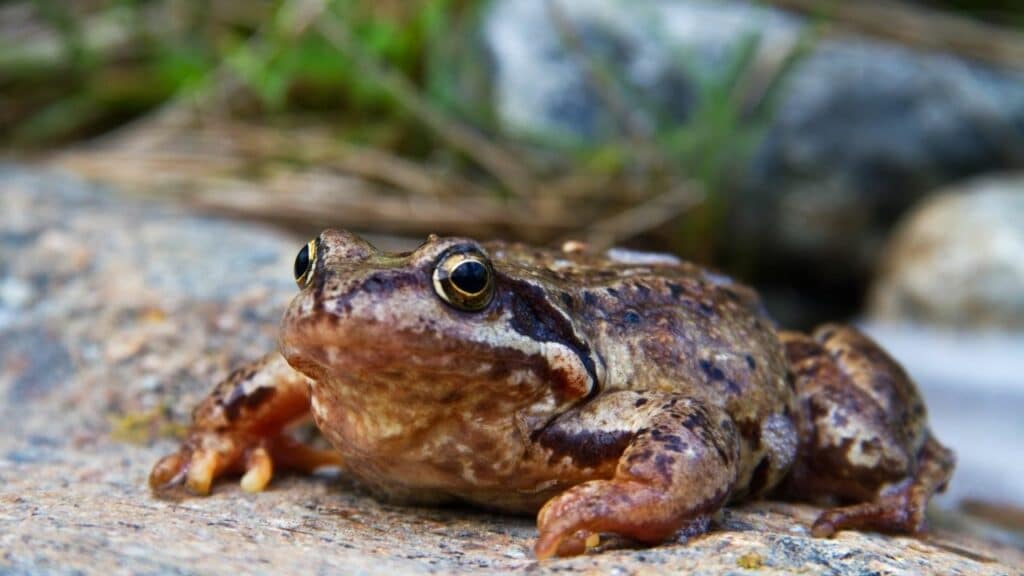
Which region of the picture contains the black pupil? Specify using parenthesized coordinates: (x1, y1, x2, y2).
(450, 260, 488, 295)
(294, 244, 310, 280)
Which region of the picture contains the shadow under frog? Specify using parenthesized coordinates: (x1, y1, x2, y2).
(149, 230, 954, 559)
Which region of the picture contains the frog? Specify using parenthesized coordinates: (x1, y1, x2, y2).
(149, 229, 955, 559)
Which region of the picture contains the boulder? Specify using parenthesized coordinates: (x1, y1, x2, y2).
(1, 167, 1020, 573)
(483, 0, 1024, 290)
(869, 174, 1024, 329)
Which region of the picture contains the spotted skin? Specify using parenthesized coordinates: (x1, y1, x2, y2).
(777, 326, 954, 536)
(150, 230, 954, 558)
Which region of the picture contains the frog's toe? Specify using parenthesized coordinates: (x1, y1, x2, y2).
(534, 514, 585, 559)
(149, 448, 191, 494)
(149, 442, 228, 497)
(534, 479, 675, 559)
(235, 436, 343, 492)
(185, 448, 221, 495)
(534, 526, 594, 560)
(534, 483, 600, 559)
(240, 446, 273, 493)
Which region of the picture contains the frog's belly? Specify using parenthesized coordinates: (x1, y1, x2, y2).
(321, 440, 564, 514)
(331, 461, 561, 514)
(310, 384, 566, 508)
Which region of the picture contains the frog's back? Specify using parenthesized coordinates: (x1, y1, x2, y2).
(486, 241, 797, 498)
(486, 241, 792, 416)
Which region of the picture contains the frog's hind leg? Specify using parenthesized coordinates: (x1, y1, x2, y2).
(532, 390, 741, 559)
(809, 435, 954, 537)
(778, 325, 955, 537)
(149, 353, 342, 497)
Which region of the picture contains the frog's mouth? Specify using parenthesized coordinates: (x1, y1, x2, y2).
(279, 314, 594, 409)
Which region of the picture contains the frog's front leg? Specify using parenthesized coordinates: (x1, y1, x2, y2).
(779, 325, 955, 537)
(532, 390, 740, 559)
(149, 353, 341, 496)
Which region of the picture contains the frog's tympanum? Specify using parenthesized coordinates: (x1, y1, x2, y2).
(150, 230, 955, 558)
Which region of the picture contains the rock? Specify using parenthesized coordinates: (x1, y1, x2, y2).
(485, 0, 804, 140)
(868, 174, 1024, 329)
(483, 0, 1024, 296)
(1, 166, 1021, 574)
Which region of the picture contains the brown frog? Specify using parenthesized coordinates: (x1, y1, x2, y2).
(150, 230, 955, 558)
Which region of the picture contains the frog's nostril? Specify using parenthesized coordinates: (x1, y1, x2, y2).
(319, 229, 377, 261)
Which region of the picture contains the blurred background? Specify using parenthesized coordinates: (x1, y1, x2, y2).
(2, 0, 1023, 547)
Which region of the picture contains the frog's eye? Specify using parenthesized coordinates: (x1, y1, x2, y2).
(432, 251, 494, 311)
(294, 239, 318, 288)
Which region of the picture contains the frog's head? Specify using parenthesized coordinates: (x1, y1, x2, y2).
(280, 229, 600, 418)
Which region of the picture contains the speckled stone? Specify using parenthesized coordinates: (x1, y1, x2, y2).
(870, 174, 1024, 330)
(1, 166, 1021, 575)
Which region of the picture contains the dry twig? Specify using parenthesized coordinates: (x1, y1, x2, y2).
(762, 0, 1024, 70)
(313, 14, 536, 199)
(583, 181, 705, 249)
